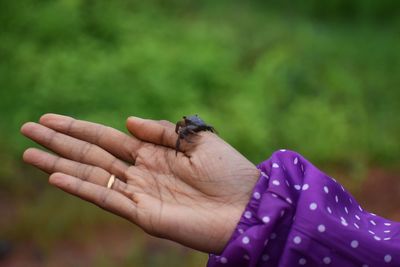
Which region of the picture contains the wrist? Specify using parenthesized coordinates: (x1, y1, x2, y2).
(212, 169, 261, 253)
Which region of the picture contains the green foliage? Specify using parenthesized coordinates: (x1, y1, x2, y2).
(265, 0, 400, 22)
(1, 0, 399, 167)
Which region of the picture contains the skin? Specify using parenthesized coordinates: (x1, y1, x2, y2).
(20, 114, 260, 254)
(175, 115, 216, 154)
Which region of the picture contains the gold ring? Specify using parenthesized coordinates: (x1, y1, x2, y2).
(107, 174, 116, 189)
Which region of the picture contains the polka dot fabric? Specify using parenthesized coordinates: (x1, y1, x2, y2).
(207, 150, 400, 267)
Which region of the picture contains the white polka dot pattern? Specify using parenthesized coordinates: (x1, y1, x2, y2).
(220, 257, 227, 264)
(309, 202, 318, 210)
(318, 224, 326, 232)
(244, 211, 252, 219)
(262, 216, 270, 224)
(323, 257, 331, 264)
(351, 240, 359, 248)
(207, 150, 400, 267)
(293, 236, 302, 244)
(299, 258, 306, 265)
(242, 236, 250, 244)
(384, 255, 392, 263)
(272, 180, 280, 186)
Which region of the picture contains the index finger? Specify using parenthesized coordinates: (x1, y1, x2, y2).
(40, 114, 141, 163)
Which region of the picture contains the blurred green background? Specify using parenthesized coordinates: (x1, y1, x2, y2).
(1, 0, 399, 266)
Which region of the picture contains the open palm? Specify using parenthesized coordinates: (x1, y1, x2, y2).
(21, 114, 259, 253)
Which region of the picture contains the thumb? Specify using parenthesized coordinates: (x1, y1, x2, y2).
(126, 116, 177, 149)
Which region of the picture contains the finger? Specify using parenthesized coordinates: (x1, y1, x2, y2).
(23, 147, 122, 184)
(110, 178, 138, 201)
(49, 172, 137, 222)
(21, 122, 129, 178)
(23, 148, 143, 197)
(39, 113, 140, 163)
(126, 117, 179, 151)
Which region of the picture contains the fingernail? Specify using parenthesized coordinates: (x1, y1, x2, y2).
(49, 173, 63, 185)
(128, 116, 145, 122)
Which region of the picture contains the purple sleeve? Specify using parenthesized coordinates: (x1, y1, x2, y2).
(207, 150, 400, 267)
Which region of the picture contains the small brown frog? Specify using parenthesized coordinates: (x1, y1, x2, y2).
(175, 115, 217, 155)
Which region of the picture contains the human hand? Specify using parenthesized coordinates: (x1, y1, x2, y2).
(21, 114, 259, 253)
